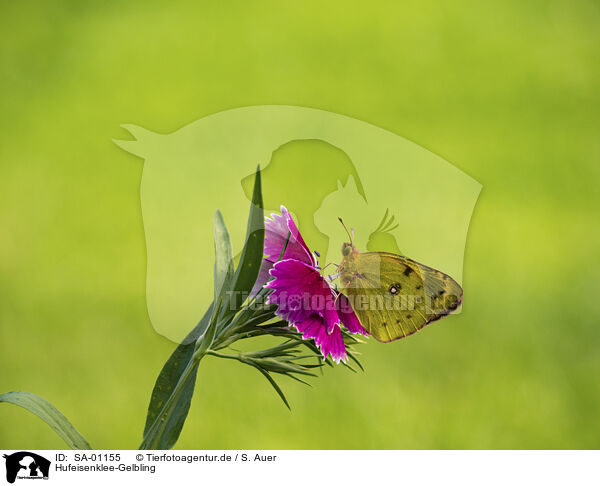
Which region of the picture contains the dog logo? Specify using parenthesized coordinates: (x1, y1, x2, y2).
(3, 452, 51, 483)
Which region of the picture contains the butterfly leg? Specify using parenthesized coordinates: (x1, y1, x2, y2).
(333, 281, 351, 305)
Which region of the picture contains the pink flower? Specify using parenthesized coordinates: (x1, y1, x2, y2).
(257, 206, 367, 363)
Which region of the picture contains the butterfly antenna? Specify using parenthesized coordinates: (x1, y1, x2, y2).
(338, 217, 353, 244)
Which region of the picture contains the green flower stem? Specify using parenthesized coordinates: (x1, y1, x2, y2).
(206, 350, 245, 362)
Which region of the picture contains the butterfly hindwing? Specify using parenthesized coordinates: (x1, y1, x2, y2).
(340, 252, 463, 343)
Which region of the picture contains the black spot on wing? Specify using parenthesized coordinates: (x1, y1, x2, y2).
(403, 266, 413, 277)
(389, 284, 401, 295)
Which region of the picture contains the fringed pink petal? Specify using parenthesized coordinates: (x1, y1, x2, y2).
(336, 293, 369, 336)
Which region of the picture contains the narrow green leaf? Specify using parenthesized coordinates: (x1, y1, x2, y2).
(285, 374, 312, 387)
(346, 350, 364, 372)
(228, 166, 264, 311)
(141, 304, 213, 449)
(195, 310, 219, 356)
(0, 391, 92, 450)
(256, 359, 318, 376)
(277, 231, 292, 261)
(341, 361, 358, 373)
(251, 366, 290, 410)
(204, 210, 234, 353)
(213, 210, 234, 304)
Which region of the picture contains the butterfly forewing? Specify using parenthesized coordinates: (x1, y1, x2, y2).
(340, 252, 463, 343)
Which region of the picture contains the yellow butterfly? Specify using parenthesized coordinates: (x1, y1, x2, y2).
(337, 219, 463, 343)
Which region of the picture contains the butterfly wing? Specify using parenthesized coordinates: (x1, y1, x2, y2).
(340, 252, 463, 343)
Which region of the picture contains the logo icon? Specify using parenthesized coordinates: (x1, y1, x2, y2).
(3, 452, 50, 483)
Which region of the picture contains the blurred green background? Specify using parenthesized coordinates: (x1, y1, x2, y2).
(1, 0, 599, 449)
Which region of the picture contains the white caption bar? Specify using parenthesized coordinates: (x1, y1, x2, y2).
(1, 450, 598, 486)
